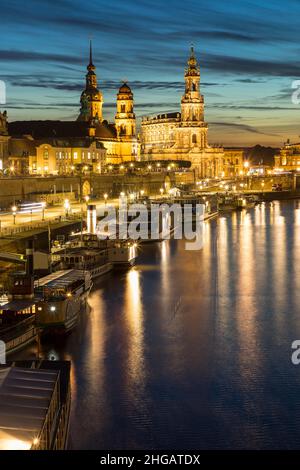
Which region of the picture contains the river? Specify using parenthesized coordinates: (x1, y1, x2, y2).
(13, 200, 300, 449)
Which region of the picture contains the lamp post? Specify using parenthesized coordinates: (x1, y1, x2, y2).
(103, 193, 108, 207)
(11, 205, 17, 225)
(64, 199, 70, 218)
(159, 187, 164, 197)
(41, 201, 46, 221)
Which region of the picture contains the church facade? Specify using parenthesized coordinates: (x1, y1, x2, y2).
(141, 47, 243, 178)
(76, 41, 139, 165)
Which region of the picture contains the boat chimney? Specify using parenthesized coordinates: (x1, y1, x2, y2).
(87, 204, 97, 235)
(26, 239, 34, 276)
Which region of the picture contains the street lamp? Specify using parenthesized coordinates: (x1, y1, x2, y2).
(64, 199, 70, 218)
(159, 188, 164, 196)
(11, 205, 17, 225)
(84, 195, 90, 204)
(41, 201, 46, 221)
(140, 189, 145, 197)
(103, 193, 108, 205)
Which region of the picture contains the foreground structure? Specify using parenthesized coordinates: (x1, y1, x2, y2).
(0, 361, 71, 450)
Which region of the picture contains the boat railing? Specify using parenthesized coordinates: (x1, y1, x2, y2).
(0, 314, 35, 335)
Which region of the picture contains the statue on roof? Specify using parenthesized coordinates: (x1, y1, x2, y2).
(0, 110, 8, 135)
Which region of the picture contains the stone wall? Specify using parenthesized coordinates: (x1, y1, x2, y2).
(247, 174, 295, 191)
(0, 173, 177, 207)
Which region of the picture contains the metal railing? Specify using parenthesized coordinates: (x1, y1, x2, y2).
(0, 214, 82, 238)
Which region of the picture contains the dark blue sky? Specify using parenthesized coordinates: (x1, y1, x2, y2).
(1, 0, 300, 145)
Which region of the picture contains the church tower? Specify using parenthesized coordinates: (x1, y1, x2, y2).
(77, 41, 103, 122)
(177, 46, 208, 149)
(115, 82, 136, 138)
(181, 46, 204, 124)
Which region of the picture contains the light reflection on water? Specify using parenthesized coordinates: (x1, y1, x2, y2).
(12, 201, 300, 449)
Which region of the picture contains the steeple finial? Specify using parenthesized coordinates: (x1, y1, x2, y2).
(186, 43, 198, 73)
(190, 42, 194, 57)
(89, 39, 93, 66)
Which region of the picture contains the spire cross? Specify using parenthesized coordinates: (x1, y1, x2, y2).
(89, 37, 93, 65)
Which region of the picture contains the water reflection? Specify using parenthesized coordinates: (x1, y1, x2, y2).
(124, 268, 145, 390)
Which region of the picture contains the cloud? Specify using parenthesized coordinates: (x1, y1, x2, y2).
(166, 30, 263, 43)
(0, 49, 83, 64)
(208, 104, 299, 111)
(211, 121, 278, 137)
(202, 53, 300, 78)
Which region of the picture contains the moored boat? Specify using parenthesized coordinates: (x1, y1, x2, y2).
(35, 269, 92, 334)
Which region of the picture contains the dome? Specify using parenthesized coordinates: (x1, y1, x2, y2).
(119, 82, 132, 94)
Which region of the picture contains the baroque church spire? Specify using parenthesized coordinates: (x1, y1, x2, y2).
(77, 41, 103, 122)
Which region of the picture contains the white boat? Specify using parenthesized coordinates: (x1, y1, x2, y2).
(108, 241, 137, 268)
(53, 234, 138, 271)
(56, 247, 113, 280)
(35, 269, 92, 334)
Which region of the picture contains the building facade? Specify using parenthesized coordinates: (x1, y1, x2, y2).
(141, 47, 243, 178)
(274, 142, 300, 171)
(32, 139, 106, 175)
(0, 111, 9, 170)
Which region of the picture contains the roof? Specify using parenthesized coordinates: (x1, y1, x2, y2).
(118, 82, 132, 94)
(0, 366, 58, 450)
(8, 120, 117, 141)
(34, 269, 85, 289)
(36, 137, 105, 149)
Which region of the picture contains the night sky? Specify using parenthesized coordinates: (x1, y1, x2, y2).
(1, 0, 300, 146)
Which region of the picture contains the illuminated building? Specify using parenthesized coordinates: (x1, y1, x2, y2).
(141, 47, 243, 178)
(4, 42, 139, 175)
(274, 141, 300, 171)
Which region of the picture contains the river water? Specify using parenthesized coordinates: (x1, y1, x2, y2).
(14, 200, 300, 449)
